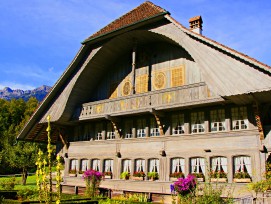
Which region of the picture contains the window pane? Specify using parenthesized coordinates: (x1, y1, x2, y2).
(148, 159, 159, 173)
(172, 113, 185, 135)
(171, 158, 185, 173)
(150, 118, 160, 137)
(231, 107, 248, 130)
(191, 112, 205, 133)
(92, 159, 100, 171)
(137, 118, 146, 138)
(210, 109, 225, 132)
(135, 159, 145, 172)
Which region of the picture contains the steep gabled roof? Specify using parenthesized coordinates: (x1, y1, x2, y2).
(82, 1, 168, 44)
(165, 15, 271, 73)
(17, 2, 271, 144)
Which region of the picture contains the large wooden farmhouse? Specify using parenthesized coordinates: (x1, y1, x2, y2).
(18, 1, 271, 198)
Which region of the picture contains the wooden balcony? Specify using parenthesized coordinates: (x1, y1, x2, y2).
(78, 82, 222, 120)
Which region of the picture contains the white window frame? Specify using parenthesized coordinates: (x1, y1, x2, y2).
(190, 157, 205, 175)
(137, 118, 146, 138)
(211, 157, 227, 173)
(92, 159, 100, 171)
(95, 123, 103, 140)
(70, 159, 79, 171)
(81, 159, 88, 171)
(135, 159, 145, 172)
(107, 131, 115, 140)
(150, 118, 160, 137)
(172, 113, 185, 135)
(234, 156, 252, 176)
(231, 107, 248, 130)
(122, 159, 132, 172)
(191, 112, 205, 133)
(171, 158, 185, 173)
(104, 159, 114, 173)
(148, 158, 159, 173)
(124, 120, 133, 139)
(96, 133, 102, 140)
(106, 122, 115, 140)
(210, 109, 226, 132)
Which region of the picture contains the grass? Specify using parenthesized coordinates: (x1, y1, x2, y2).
(0, 174, 37, 190)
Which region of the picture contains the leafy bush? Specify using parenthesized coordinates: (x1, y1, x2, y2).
(0, 177, 16, 190)
(17, 188, 39, 200)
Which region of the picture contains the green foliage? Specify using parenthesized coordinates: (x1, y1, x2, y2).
(17, 188, 39, 200)
(0, 177, 16, 190)
(176, 182, 234, 204)
(120, 171, 130, 180)
(0, 97, 40, 176)
(234, 171, 251, 179)
(147, 172, 159, 180)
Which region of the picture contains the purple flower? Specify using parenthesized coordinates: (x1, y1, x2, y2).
(83, 169, 104, 181)
(170, 184, 175, 193)
(170, 174, 196, 195)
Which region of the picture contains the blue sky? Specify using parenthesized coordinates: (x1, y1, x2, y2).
(0, 0, 270, 90)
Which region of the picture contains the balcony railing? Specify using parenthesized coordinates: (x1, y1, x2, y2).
(79, 82, 216, 120)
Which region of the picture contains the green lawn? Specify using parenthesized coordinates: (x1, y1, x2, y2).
(0, 174, 37, 190)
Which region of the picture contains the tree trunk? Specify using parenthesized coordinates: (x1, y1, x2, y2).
(22, 168, 28, 185)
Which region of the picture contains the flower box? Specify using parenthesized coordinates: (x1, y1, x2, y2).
(197, 178, 204, 182)
(210, 178, 227, 183)
(132, 176, 144, 181)
(170, 177, 178, 181)
(104, 175, 112, 179)
(233, 178, 251, 183)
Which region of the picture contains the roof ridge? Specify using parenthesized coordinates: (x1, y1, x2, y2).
(83, 1, 167, 43)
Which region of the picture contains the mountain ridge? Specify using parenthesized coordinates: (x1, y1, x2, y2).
(0, 85, 51, 101)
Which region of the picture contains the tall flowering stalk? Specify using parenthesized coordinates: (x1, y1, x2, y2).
(55, 155, 62, 204)
(83, 169, 103, 197)
(42, 158, 49, 203)
(36, 149, 43, 203)
(46, 115, 53, 203)
(35, 115, 54, 204)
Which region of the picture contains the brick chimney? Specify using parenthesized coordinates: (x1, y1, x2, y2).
(189, 16, 203, 35)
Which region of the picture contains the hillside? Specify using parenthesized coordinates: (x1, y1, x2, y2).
(0, 85, 51, 101)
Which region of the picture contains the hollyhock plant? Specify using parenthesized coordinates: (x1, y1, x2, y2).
(170, 174, 197, 195)
(83, 169, 104, 197)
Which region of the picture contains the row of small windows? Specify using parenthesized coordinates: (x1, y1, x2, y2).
(69, 156, 252, 179)
(73, 106, 249, 141)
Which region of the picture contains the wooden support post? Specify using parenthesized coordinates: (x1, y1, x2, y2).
(74, 186, 78, 195)
(150, 108, 165, 135)
(105, 115, 122, 138)
(253, 103, 264, 140)
(131, 39, 137, 94)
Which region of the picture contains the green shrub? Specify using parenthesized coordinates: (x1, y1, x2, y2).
(17, 188, 39, 200)
(147, 172, 159, 180)
(0, 177, 16, 190)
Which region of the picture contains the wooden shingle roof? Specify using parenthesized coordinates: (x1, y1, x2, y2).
(82, 1, 168, 43)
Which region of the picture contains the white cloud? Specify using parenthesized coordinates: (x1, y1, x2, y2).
(0, 82, 35, 90)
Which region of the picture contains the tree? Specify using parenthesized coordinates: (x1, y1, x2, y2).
(0, 97, 40, 183)
(5, 141, 39, 185)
